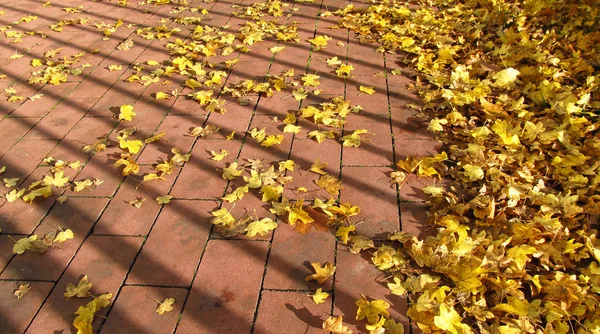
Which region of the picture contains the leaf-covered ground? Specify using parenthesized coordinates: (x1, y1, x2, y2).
(0, 0, 599, 333)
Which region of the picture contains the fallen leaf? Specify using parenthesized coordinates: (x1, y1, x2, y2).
(118, 104, 136, 121)
(64, 276, 93, 298)
(245, 218, 277, 237)
(127, 197, 145, 208)
(305, 262, 336, 284)
(156, 195, 173, 204)
(359, 86, 375, 95)
(310, 288, 329, 304)
(156, 297, 175, 315)
(269, 45, 286, 53)
(13, 284, 31, 299)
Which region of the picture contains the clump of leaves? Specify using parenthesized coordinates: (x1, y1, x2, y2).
(333, 0, 600, 332)
(28, 49, 89, 85)
(10, 226, 74, 254)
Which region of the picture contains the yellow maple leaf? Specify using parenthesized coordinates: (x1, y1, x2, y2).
(221, 162, 243, 180)
(463, 164, 484, 181)
(301, 74, 320, 87)
(22, 185, 53, 203)
(118, 136, 143, 154)
(310, 288, 329, 304)
(323, 315, 353, 334)
(309, 159, 328, 175)
(261, 134, 284, 147)
(340, 129, 370, 148)
(127, 197, 145, 208)
(114, 154, 139, 176)
(308, 35, 331, 50)
(118, 104, 136, 121)
(222, 186, 248, 203)
(359, 86, 375, 95)
(144, 132, 166, 143)
(156, 195, 173, 204)
(259, 184, 283, 202)
(12, 235, 37, 254)
(335, 224, 356, 244)
(245, 218, 278, 237)
(493, 67, 520, 88)
(278, 160, 295, 172)
(288, 202, 315, 225)
(4, 177, 19, 187)
(211, 207, 235, 226)
(154, 91, 170, 100)
(292, 88, 308, 101)
(356, 295, 389, 330)
(54, 229, 74, 243)
(283, 124, 301, 134)
(434, 303, 471, 334)
(336, 64, 354, 79)
(305, 262, 336, 284)
(315, 174, 343, 196)
(5, 188, 25, 202)
(308, 130, 336, 144)
(64, 275, 93, 298)
(13, 283, 31, 299)
(210, 149, 229, 161)
(326, 56, 343, 67)
(156, 298, 175, 315)
(387, 277, 406, 296)
(269, 45, 286, 53)
(42, 170, 69, 187)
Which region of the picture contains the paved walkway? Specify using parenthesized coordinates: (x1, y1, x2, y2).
(0, 0, 438, 332)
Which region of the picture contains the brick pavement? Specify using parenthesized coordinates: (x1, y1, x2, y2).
(0, 0, 439, 333)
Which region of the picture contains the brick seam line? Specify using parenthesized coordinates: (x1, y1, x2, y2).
(382, 53, 404, 232)
(326, 0, 350, 320)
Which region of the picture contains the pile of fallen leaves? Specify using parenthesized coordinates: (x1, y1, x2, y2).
(333, 0, 600, 332)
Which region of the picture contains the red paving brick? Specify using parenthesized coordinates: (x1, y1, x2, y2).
(27, 235, 143, 333)
(0, 0, 435, 331)
(1, 197, 109, 281)
(334, 245, 410, 333)
(340, 167, 401, 239)
(177, 239, 268, 333)
(254, 290, 332, 334)
(263, 223, 335, 290)
(126, 200, 213, 286)
(0, 281, 54, 333)
(101, 286, 188, 334)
